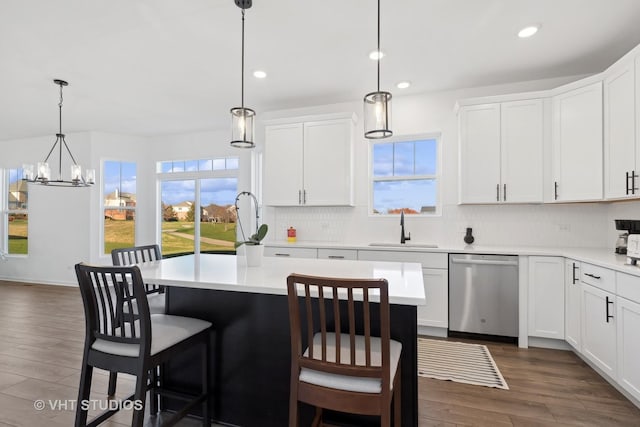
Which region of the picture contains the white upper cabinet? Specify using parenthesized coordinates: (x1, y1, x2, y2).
(459, 99, 544, 204)
(604, 58, 639, 199)
(551, 81, 604, 202)
(501, 99, 544, 203)
(263, 114, 355, 206)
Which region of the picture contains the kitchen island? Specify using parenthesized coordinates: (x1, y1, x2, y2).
(137, 253, 425, 427)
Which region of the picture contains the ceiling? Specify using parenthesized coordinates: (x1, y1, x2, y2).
(2, 0, 640, 140)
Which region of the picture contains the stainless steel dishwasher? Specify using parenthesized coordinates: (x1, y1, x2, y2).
(449, 254, 519, 340)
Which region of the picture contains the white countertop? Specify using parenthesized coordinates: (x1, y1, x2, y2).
(136, 253, 425, 306)
(266, 241, 640, 277)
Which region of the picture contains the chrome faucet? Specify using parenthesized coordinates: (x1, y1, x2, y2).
(400, 211, 411, 244)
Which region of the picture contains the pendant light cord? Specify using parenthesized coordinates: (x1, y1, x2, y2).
(58, 83, 64, 135)
(241, 9, 245, 110)
(377, 0, 380, 93)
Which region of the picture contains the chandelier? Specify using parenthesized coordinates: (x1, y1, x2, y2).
(23, 79, 95, 187)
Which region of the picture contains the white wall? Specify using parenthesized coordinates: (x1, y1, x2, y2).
(260, 75, 611, 249)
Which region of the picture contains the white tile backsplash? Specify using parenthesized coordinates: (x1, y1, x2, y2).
(266, 202, 610, 248)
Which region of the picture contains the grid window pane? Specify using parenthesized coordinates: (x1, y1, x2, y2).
(199, 160, 213, 171)
(372, 179, 437, 215)
(199, 178, 238, 253)
(212, 159, 226, 170)
(373, 144, 393, 177)
(104, 210, 135, 254)
(8, 213, 28, 254)
(103, 161, 136, 255)
(414, 140, 437, 175)
(161, 180, 196, 257)
(185, 160, 199, 172)
(393, 142, 415, 176)
(226, 158, 239, 170)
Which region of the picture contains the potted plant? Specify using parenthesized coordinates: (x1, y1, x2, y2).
(235, 224, 268, 266)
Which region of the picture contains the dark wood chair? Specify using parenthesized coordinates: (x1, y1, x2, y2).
(286, 273, 402, 427)
(75, 263, 211, 427)
(110, 244, 165, 397)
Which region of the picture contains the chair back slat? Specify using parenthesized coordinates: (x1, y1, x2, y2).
(76, 263, 152, 352)
(332, 287, 341, 363)
(112, 245, 163, 294)
(347, 288, 356, 365)
(287, 274, 390, 382)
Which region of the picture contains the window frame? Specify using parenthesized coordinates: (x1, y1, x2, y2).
(2, 167, 29, 256)
(369, 133, 442, 217)
(156, 157, 240, 256)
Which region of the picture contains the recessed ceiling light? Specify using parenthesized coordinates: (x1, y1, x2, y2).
(369, 50, 385, 60)
(518, 25, 540, 38)
(396, 81, 411, 89)
(253, 70, 267, 79)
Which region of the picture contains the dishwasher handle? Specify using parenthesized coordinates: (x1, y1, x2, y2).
(450, 258, 518, 267)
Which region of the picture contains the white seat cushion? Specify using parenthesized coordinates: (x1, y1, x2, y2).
(299, 332, 402, 394)
(91, 314, 211, 358)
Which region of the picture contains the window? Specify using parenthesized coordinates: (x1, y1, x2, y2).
(103, 161, 136, 254)
(3, 168, 28, 255)
(370, 136, 440, 215)
(158, 157, 238, 257)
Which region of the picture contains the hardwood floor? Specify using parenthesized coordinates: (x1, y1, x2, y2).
(1, 280, 639, 426)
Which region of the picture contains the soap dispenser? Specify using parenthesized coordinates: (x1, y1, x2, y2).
(464, 227, 474, 244)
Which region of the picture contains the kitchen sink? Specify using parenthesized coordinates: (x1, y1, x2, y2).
(368, 242, 438, 248)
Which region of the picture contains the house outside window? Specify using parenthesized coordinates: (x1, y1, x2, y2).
(3, 168, 28, 255)
(370, 135, 441, 215)
(103, 161, 136, 254)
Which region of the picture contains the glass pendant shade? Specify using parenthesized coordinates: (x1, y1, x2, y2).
(230, 107, 255, 148)
(364, 90, 392, 139)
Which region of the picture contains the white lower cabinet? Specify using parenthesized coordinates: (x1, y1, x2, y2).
(617, 296, 640, 401)
(417, 268, 448, 328)
(263, 246, 318, 259)
(528, 256, 565, 339)
(565, 259, 582, 350)
(581, 282, 617, 379)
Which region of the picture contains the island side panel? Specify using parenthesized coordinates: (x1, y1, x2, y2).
(164, 286, 418, 427)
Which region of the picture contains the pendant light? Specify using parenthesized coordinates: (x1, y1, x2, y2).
(22, 79, 95, 187)
(364, 0, 392, 139)
(230, 0, 256, 148)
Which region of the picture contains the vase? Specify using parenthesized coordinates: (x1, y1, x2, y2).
(245, 244, 264, 267)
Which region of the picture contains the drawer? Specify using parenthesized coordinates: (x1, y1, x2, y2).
(580, 262, 615, 293)
(617, 272, 640, 304)
(317, 249, 357, 261)
(264, 246, 317, 259)
(357, 250, 447, 269)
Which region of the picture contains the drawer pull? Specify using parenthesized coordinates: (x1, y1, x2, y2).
(584, 273, 601, 280)
(328, 255, 345, 259)
(606, 296, 614, 323)
(274, 253, 291, 257)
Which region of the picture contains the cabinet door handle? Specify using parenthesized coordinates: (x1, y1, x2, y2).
(633, 170, 638, 195)
(584, 273, 601, 280)
(606, 296, 614, 323)
(572, 263, 579, 284)
(503, 184, 506, 202)
(626, 171, 631, 195)
(274, 253, 291, 257)
(554, 181, 559, 200)
(298, 190, 302, 204)
(496, 184, 500, 202)
(328, 255, 345, 259)
(303, 189, 307, 204)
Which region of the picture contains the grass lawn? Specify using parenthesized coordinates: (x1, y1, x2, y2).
(103, 219, 236, 256)
(8, 218, 28, 255)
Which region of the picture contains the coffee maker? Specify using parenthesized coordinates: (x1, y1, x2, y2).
(615, 220, 640, 254)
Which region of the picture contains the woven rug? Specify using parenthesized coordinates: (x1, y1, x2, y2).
(417, 338, 509, 390)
